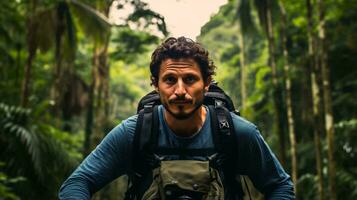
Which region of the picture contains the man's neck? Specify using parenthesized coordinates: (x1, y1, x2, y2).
(164, 106, 207, 137)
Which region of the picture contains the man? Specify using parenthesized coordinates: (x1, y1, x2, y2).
(59, 37, 295, 199)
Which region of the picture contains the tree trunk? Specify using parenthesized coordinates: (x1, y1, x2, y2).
(91, 37, 111, 147)
(83, 44, 98, 157)
(317, 0, 336, 199)
(83, 75, 95, 156)
(102, 39, 110, 124)
(82, 0, 112, 151)
(266, 0, 286, 166)
(238, 26, 247, 113)
(279, 1, 298, 194)
(306, 0, 325, 199)
(51, 13, 65, 121)
(93, 4, 113, 200)
(21, 45, 35, 107)
(84, 35, 110, 157)
(101, 22, 110, 119)
(53, 2, 67, 114)
(15, 44, 22, 88)
(21, 0, 38, 107)
(104, 57, 110, 118)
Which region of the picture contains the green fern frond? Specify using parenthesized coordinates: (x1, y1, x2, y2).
(0, 102, 79, 198)
(0, 105, 44, 181)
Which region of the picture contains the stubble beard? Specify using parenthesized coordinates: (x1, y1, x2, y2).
(163, 98, 204, 120)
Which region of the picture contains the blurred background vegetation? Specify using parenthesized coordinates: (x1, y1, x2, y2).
(0, 0, 356, 199)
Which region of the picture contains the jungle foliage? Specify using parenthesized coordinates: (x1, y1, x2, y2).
(0, 0, 161, 199)
(0, 0, 356, 199)
(198, 0, 357, 199)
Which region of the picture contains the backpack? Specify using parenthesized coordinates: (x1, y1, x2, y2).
(125, 83, 251, 200)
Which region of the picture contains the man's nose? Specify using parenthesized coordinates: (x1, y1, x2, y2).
(174, 79, 186, 97)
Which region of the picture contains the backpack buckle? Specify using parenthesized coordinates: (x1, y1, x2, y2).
(143, 104, 154, 113)
(214, 100, 224, 108)
(219, 120, 230, 129)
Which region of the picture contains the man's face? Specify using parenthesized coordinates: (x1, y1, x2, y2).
(156, 58, 210, 120)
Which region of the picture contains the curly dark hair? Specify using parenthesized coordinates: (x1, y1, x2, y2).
(150, 37, 216, 86)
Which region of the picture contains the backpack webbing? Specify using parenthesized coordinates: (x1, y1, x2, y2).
(125, 105, 160, 200)
(125, 104, 246, 200)
(208, 104, 244, 200)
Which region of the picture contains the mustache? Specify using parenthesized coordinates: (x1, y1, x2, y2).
(168, 96, 193, 104)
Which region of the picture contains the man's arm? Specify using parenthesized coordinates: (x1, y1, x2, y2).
(232, 114, 295, 199)
(58, 116, 137, 199)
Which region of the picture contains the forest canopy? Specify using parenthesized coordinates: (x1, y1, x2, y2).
(0, 0, 356, 199)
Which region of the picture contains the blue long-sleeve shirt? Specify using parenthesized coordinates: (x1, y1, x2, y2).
(59, 106, 295, 199)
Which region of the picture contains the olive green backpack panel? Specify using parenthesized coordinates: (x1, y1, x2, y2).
(142, 160, 224, 200)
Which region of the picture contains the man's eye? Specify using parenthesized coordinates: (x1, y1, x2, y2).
(184, 76, 197, 83)
(164, 77, 176, 84)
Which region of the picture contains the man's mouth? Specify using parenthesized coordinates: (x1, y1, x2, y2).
(170, 100, 192, 104)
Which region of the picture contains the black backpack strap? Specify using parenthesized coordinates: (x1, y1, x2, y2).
(205, 83, 237, 112)
(125, 105, 159, 200)
(208, 102, 245, 200)
(136, 90, 160, 113)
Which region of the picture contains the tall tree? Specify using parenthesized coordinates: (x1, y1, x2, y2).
(238, 28, 247, 112)
(278, 0, 298, 194)
(236, 0, 252, 113)
(236, 0, 287, 165)
(83, 0, 168, 156)
(39, 0, 111, 132)
(317, 0, 336, 199)
(260, 0, 287, 165)
(20, 0, 111, 110)
(85, 0, 113, 155)
(306, 0, 325, 199)
(21, 0, 38, 107)
(51, 1, 77, 126)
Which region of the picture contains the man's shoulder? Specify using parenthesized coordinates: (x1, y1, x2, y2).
(228, 113, 267, 153)
(122, 114, 139, 126)
(120, 114, 139, 133)
(229, 112, 259, 138)
(108, 114, 139, 141)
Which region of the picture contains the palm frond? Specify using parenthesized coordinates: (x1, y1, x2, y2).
(127, 7, 168, 36)
(68, 0, 111, 44)
(236, 0, 257, 34)
(110, 26, 159, 63)
(56, 2, 77, 61)
(34, 8, 56, 53)
(252, 0, 280, 33)
(64, 3, 77, 51)
(253, 0, 268, 30)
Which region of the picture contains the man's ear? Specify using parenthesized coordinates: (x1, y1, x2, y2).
(204, 76, 212, 92)
(151, 76, 159, 92)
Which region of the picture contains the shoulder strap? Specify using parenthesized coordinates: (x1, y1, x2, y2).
(204, 82, 237, 112)
(136, 91, 160, 113)
(126, 105, 159, 200)
(208, 101, 245, 200)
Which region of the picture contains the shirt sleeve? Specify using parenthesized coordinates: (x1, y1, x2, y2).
(232, 114, 295, 199)
(58, 115, 137, 200)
